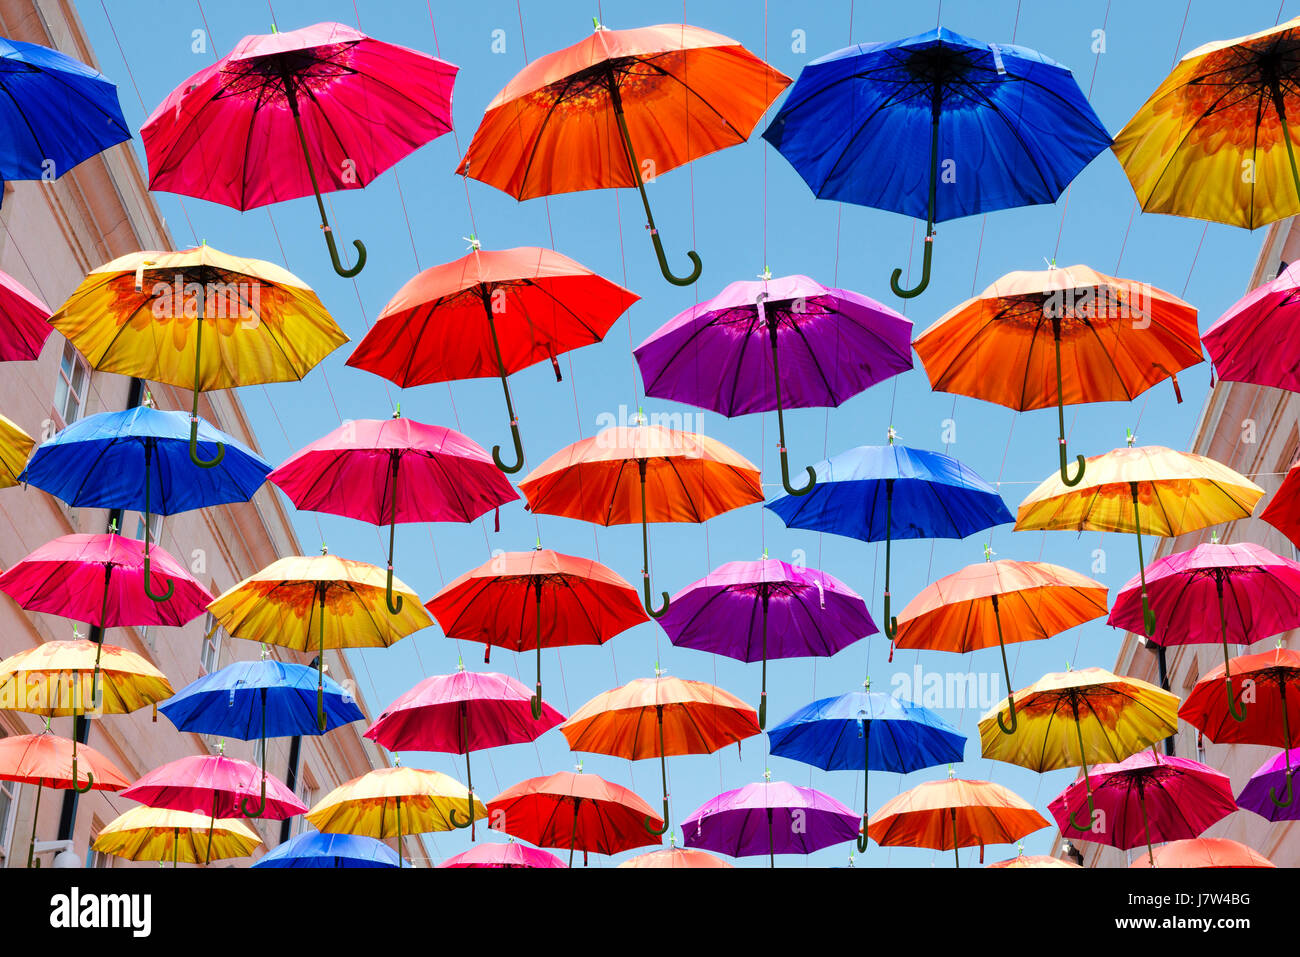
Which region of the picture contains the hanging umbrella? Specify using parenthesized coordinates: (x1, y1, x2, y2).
(438, 842, 566, 869)
(0, 729, 129, 868)
(1129, 837, 1275, 869)
(1108, 541, 1300, 723)
(867, 776, 1049, 867)
(268, 413, 518, 610)
(1113, 16, 1300, 229)
(1204, 261, 1300, 391)
(658, 558, 876, 728)
(49, 244, 347, 467)
(766, 683, 965, 853)
(485, 770, 663, 865)
(633, 273, 912, 494)
(347, 245, 637, 473)
(252, 831, 401, 868)
(20, 405, 271, 600)
(0, 413, 32, 488)
(560, 674, 761, 835)
(1048, 750, 1237, 866)
(0, 269, 51, 362)
(988, 852, 1080, 868)
(519, 424, 763, 617)
(1261, 459, 1300, 549)
(1179, 646, 1300, 809)
(618, 845, 734, 868)
(681, 775, 861, 867)
(93, 806, 259, 868)
(979, 667, 1180, 831)
(207, 551, 432, 729)
(364, 668, 563, 838)
(426, 548, 646, 713)
(895, 556, 1108, 734)
(764, 27, 1110, 297)
(457, 22, 789, 285)
(912, 264, 1201, 484)
(1237, 748, 1300, 822)
(1015, 441, 1263, 635)
(158, 655, 364, 817)
(767, 437, 1013, 639)
(142, 22, 457, 276)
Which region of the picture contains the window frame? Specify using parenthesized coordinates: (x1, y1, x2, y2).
(52, 340, 90, 428)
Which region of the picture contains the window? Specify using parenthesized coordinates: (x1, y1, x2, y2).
(293, 770, 318, 837)
(85, 834, 113, 869)
(200, 613, 221, 674)
(134, 512, 163, 545)
(0, 775, 17, 861)
(52, 341, 90, 426)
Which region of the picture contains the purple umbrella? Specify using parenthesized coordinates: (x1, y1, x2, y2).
(633, 273, 912, 496)
(682, 777, 861, 867)
(658, 558, 876, 728)
(1238, 748, 1300, 822)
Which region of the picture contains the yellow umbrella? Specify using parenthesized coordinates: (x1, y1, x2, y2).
(1113, 16, 1300, 229)
(978, 666, 1179, 832)
(306, 765, 485, 868)
(1015, 439, 1262, 635)
(0, 413, 33, 488)
(49, 244, 347, 468)
(93, 806, 260, 867)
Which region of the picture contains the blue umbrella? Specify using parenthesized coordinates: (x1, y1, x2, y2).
(0, 37, 131, 184)
(252, 831, 401, 869)
(763, 27, 1111, 297)
(20, 405, 270, 601)
(768, 683, 965, 852)
(766, 439, 1012, 639)
(160, 658, 364, 817)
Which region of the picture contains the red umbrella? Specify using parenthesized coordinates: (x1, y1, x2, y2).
(364, 668, 564, 839)
(346, 245, 638, 472)
(1262, 459, 1300, 550)
(0, 268, 51, 362)
(425, 548, 646, 713)
(267, 414, 518, 612)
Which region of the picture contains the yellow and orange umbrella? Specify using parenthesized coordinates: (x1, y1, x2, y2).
(1015, 441, 1263, 635)
(93, 806, 260, 867)
(519, 423, 762, 617)
(895, 554, 1108, 734)
(49, 244, 347, 467)
(913, 265, 1201, 485)
(866, 776, 1049, 867)
(0, 413, 33, 488)
(560, 672, 761, 835)
(207, 551, 431, 730)
(1113, 16, 1300, 229)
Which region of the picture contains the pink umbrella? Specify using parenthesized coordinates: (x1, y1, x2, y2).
(267, 415, 518, 614)
(365, 669, 563, 840)
(1108, 541, 1300, 722)
(1204, 260, 1300, 391)
(141, 22, 457, 277)
(0, 268, 51, 362)
(438, 842, 566, 868)
(1048, 750, 1238, 866)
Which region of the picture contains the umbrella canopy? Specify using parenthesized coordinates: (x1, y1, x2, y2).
(913, 265, 1200, 483)
(122, 752, 305, 820)
(252, 831, 401, 869)
(142, 22, 457, 276)
(1203, 261, 1300, 391)
(0, 269, 51, 362)
(988, 853, 1080, 868)
(1261, 459, 1300, 549)
(764, 27, 1110, 297)
(93, 807, 259, 867)
(867, 777, 1049, 867)
(457, 22, 788, 285)
(0, 413, 32, 488)
(347, 246, 637, 473)
(0, 638, 172, 718)
(0, 731, 129, 791)
(1049, 750, 1237, 866)
(520, 424, 762, 617)
(1238, 748, 1300, 822)
(438, 842, 566, 869)
(1113, 16, 1300, 229)
(658, 558, 876, 727)
(618, 846, 734, 868)
(1129, 837, 1275, 869)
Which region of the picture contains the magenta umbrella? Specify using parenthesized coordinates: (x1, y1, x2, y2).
(364, 669, 563, 839)
(1237, 748, 1300, 823)
(141, 22, 457, 277)
(267, 415, 518, 614)
(438, 842, 566, 868)
(658, 558, 875, 728)
(1204, 260, 1300, 392)
(1048, 750, 1237, 866)
(1108, 541, 1300, 723)
(633, 273, 912, 496)
(0, 268, 51, 362)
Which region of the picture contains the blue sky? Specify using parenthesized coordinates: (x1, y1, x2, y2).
(77, 0, 1281, 866)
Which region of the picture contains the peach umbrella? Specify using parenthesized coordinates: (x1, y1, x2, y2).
(988, 851, 1080, 868)
(1129, 837, 1275, 868)
(618, 845, 734, 868)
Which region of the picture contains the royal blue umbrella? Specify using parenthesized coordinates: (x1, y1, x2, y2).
(0, 36, 131, 186)
(767, 683, 965, 852)
(766, 437, 1013, 639)
(252, 831, 401, 868)
(20, 405, 270, 601)
(763, 27, 1110, 297)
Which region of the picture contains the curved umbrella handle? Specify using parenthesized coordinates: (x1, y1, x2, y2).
(642, 573, 669, 619)
(996, 695, 1018, 735)
(1067, 792, 1097, 833)
(781, 461, 816, 497)
(1130, 483, 1156, 637)
(189, 418, 225, 469)
(643, 800, 670, 836)
(384, 566, 404, 615)
(638, 464, 669, 618)
(889, 234, 934, 299)
(448, 804, 474, 829)
(882, 592, 898, 641)
(1225, 675, 1247, 724)
(649, 231, 702, 287)
(530, 688, 544, 722)
(1059, 444, 1086, 487)
(240, 789, 266, 818)
(1270, 691, 1294, 808)
(188, 315, 224, 469)
(492, 419, 524, 474)
(759, 692, 767, 732)
(71, 754, 94, 795)
(856, 827, 869, 854)
(323, 228, 366, 279)
(1270, 769, 1296, 808)
(142, 548, 175, 604)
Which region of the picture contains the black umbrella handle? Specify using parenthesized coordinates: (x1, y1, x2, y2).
(644, 707, 671, 835)
(141, 443, 175, 604)
(1270, 682, 1295, 808)
(240, 701, 269, 817)
(1051, 323, 1085, 486)
(385, 466, 404, 614)
(758, 295, 815, 497)
(189, 312, 225, 469)
(482, 296, 525, 474)
(992, 598, 1019, 734)
(890, 96, 940, 299)
(638, 460, 669, 618)
(856, 726, 870, 853)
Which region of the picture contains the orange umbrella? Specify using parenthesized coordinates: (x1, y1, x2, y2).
(618, 845, 734, 868)
(559, 672, 761, 835)
(894, 554, 1108, 734)
(988, 851, 1080, 868)
(866, 776, 1049, 867)
(457, 22, 789, 285)
(913, 265, 1201, 486)
(1128, 837, 1275, 868)
(519, 423, 762, 617)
